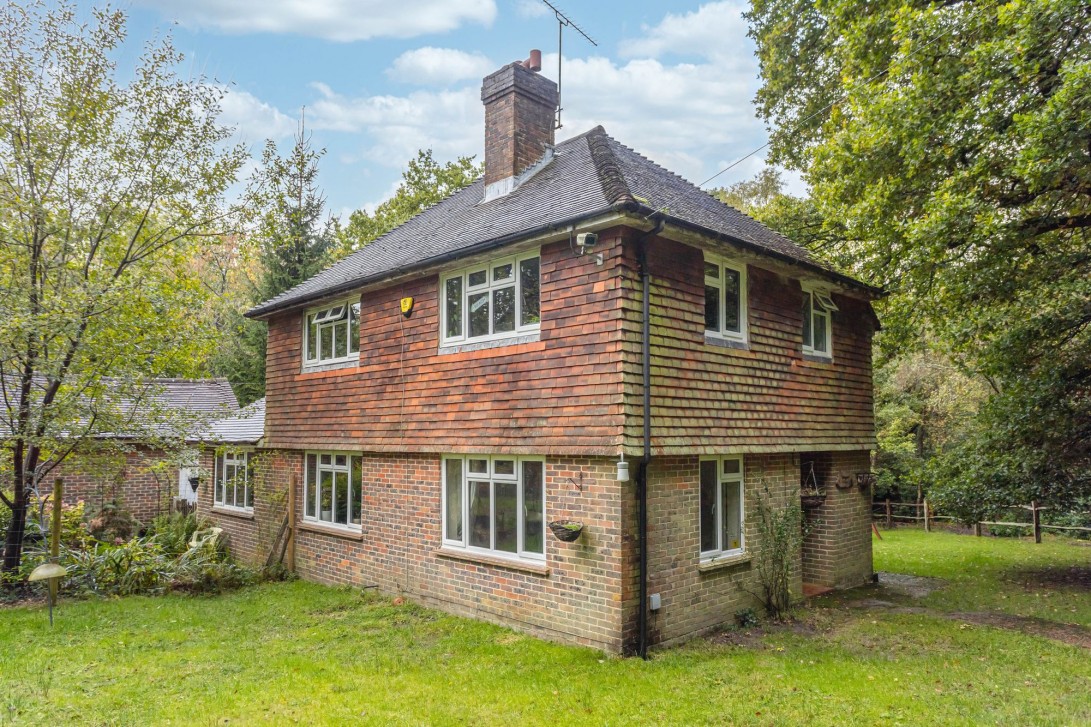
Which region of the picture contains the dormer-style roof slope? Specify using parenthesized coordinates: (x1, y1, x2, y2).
(248, 126, 875, 319)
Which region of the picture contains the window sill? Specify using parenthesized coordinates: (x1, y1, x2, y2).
(298, 520, 364, 541)
(211, 507, 255, 521)
(704, 332, 749, 350)
(301, 355, 359, 374)
(438, 332, 540, 355)
(435, 547, 550, 576)
(802, 352, 834, 364)
(698, 552, 751, 573)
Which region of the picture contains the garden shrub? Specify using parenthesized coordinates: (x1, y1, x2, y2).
(147, 512, 200, 556)
(750, 488, 805, 620)
(87, 502, 140, 543)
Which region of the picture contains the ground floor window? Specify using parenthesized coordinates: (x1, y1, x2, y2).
(214, 450, 254, 511)
(442, 455, 545, 561)
(700, 456, 744, 559)
(304, 452, 362, 529)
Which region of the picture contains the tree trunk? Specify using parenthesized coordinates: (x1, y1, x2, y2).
(2, 459, 29, 575)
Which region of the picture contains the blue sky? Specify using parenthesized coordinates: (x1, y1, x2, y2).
(120, 0, 799, 219)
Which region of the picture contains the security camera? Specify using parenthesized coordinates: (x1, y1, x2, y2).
(575, 232, 598, 252)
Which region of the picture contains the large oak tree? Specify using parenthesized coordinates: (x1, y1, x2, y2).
(747, 0, 1091, 508)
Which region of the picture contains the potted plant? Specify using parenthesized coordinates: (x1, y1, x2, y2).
(549, 519, 584, 542)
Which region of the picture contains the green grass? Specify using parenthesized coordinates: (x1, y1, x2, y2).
(2, 529, 1089, 725)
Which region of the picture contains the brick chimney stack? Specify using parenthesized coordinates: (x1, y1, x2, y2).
(481, 51, 558, 201)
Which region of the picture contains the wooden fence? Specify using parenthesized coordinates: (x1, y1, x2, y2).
(873, 499, 1091, 543)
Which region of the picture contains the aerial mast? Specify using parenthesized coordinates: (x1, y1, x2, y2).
(540, 0, 597, 130)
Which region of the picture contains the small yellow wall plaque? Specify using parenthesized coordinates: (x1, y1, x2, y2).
(400, 297, 414, 317)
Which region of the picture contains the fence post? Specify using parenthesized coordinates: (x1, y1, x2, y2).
(924, 499, 931, 532)
(885, 498, 892, 529)
(1032, 500, 1041, 544)
(973, 522, 982, 537)
(50, 478, 63, 608)
(287, 473, 297, 572)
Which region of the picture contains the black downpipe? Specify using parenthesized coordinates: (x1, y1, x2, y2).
(637, 218, 662, 660)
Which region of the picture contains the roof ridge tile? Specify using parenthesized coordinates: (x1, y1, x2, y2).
(586, 126, 633, 205)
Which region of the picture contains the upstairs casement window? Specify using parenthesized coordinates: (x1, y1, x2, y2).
(700, 456, 745, 561)
(214, 450, 254, 511)
(802, 288, 838, 358)
(704, 257, 747, 343)
(304, 300, 360, 366)
(441, 252, 540, 345)
(304, 452, 363, 529)
(442, 455, 545, 562)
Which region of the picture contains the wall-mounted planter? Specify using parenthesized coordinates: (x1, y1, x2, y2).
(549, 520, 584, 542)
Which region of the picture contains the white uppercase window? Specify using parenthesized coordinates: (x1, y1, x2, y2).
(441, 252, 540, 345)
(304, 300, 360, 366)
(802, 289, 837, 358)
(704, 257, 747, 343)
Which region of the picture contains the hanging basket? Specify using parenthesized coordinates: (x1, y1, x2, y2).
(801, 492, 827, 509)
(549, 520, 585, 542)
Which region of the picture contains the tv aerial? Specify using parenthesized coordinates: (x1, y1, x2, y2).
(541, 1, 597, 130)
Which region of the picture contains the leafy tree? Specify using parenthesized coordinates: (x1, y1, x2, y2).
(338, 150, 481, 251)
(712, 168, 845, 257)
(0, 2, 244, 574)
(214, 120, 333, 405)
(747, 0, 1091, 506)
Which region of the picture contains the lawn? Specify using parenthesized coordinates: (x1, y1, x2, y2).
(1, 529, 1089, 726)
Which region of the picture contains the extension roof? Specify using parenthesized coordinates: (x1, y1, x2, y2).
(248, 126, 875, 318)
(201, 397, 265, 445)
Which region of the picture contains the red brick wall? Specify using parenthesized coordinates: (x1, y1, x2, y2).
(202, 449, 629, 652)
(57, 446, 179, 526)
(621, 453, 804, 648)
(195, 448, 293, 566)
(801, 449, 874, 588)
(263, 233, 628, 455)
(620, 234, 877, 454)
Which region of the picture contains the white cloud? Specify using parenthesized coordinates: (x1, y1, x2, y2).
(514, 0, 550, 18)
(139, 0, 497, 42)
(306, 82, 483, 182)
(218, 86, 297, 144)
(619, 1, 752, 70)
(386, 47, 493, 86)
(546, 51, 765, 191)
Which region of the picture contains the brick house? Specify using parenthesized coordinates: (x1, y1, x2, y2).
(200, 57, 880, 654)
(57, 378, 238, 525)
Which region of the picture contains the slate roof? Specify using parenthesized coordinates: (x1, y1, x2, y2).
(154, 378, 239, 417)
(202, 397, 265, 444)
(248, 126, 873, 318)
(1, 377, 240, 440)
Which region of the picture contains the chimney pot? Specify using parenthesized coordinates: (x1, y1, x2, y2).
(523, 49, 542, 72)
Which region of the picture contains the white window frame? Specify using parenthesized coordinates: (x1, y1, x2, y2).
(704, 255, 748, 344)
(303, 451, 363, 531)
(439, 251, 541, 346)
(699, 456, 745, 561)
(441, 454, 546, 563)
(802, 287, 837, 358)
(303, 298, 360, 367)
(213, 449, 254, 512)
